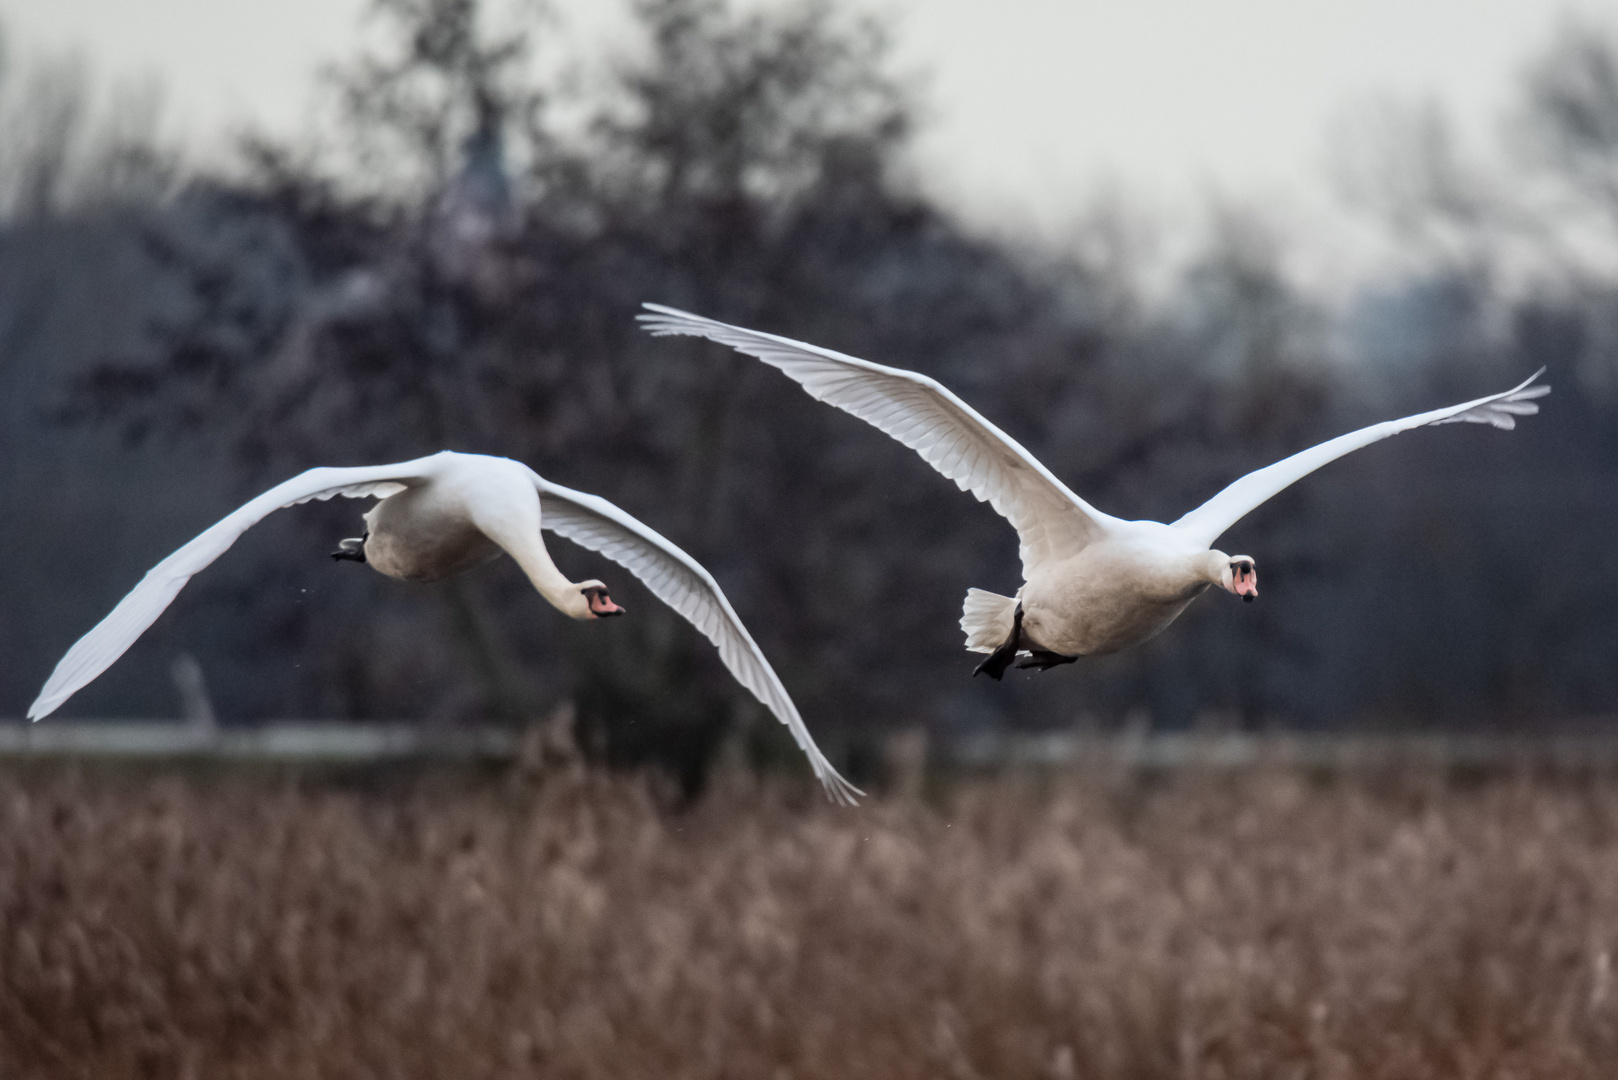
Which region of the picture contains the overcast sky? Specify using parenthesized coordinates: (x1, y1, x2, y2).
(0, 0, 1610, 234)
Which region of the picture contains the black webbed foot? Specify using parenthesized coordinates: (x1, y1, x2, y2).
(1015, 649, 1078, 671)
(973, 647, 1016, 681)
(973, 605, 1024, 681)
(330, 535, 368, 563)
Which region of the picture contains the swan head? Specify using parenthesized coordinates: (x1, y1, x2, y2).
(578, 580, 626, 620)
(1216, 555, 1259, 602)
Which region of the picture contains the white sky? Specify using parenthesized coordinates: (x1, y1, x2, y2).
(0, 0, 1613, 239)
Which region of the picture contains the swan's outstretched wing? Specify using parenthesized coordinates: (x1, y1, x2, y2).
(534, 476, 862, 805)
(638, 304, 1116, 577)
(1172, 370, 1550, 548)
(28, 456, 446, 721)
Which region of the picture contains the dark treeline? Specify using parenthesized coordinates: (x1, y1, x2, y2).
(2, 0, 1617, 786)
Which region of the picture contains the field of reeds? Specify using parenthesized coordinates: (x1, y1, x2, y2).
(2, 756, 1617, 1079)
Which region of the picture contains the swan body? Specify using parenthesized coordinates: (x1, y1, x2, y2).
(28, 450, 859, 803)
(639, 304, 1548, 677)
(361, 464, 505, 583)
(1017, 522, 1228, 657)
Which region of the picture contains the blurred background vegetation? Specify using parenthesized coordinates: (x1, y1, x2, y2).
(3, 0, 1617, 790)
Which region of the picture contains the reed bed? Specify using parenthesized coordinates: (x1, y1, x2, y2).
(1, 760, 1616, 1078)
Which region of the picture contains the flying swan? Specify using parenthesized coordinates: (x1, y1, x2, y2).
(27, 451, 860, 803)
(639, 304, 1549, 679)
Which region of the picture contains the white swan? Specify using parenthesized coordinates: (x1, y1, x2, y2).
(639, 304, 1549, 678)
(27, 450, 860, 803)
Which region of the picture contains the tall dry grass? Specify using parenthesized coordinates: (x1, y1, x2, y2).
(1, 761, 1616, 1078)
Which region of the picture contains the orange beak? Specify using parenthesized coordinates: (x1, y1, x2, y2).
(587, 589, 625, 617)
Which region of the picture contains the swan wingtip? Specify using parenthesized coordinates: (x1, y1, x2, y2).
(818, 765, 865, 806)
(827, 782, 864, 807)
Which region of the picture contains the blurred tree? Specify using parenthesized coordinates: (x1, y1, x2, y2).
(1326, 19, 1618, 727)
(1520, 21, 1618, 400)
(326, 0, 543, 200)
(594, 0, 907, 208)
(0, 47, 177, 221)
(1525, 20, 1618, 223)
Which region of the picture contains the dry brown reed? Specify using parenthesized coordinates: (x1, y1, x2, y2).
(1, 761, 1616, 1079)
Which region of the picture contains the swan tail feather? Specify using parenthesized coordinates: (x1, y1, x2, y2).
(961, 588, 1018, 654)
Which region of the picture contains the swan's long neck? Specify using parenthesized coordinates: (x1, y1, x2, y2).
(504, 530, 592, 619)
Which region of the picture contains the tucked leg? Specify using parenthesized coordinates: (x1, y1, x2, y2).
(1016, 649, 1078, 671)
(330, 534, 368, 563)
(973, 604, 1024, 681)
